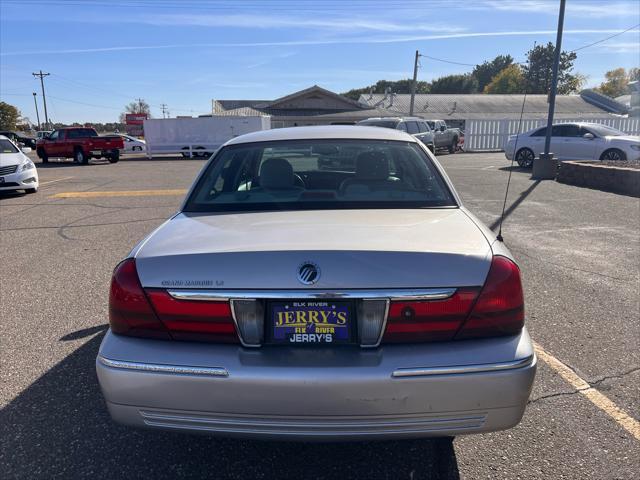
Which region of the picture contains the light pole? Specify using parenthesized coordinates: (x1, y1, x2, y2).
(409, 50, 420, 116)
(532, 0, 566, 179)
(32, 92, 41, 130)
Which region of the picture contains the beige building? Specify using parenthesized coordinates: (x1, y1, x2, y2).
(211, 85, 397, 128)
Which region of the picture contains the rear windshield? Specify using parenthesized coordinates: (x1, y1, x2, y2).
(183, 139, 456, 213)
(0, 139, 19, 153)
(357, 120, 399, 129)
(66, 128, 98, 139)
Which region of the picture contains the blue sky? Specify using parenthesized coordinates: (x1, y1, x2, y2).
(1, 0, 638, 124)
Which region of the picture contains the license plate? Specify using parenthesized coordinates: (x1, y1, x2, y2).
(268, 300, 354, 344)
(91, 150, 101, 155)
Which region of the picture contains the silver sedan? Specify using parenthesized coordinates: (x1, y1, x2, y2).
(97, 126, 536, 440)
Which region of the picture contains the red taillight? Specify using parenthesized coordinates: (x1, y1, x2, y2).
(109, 259, 170, 339)
(109, 258, 238, 343)
(456, 256, 524, 339)
(382, 256, 524, 343)
(145, 290, 239, 343)
(383, 289, 480, 343)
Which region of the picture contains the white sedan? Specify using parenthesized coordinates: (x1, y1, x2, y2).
(0, 135, 39, 194)
(118, 134, 146, 153)
(505, 122, 640, 168)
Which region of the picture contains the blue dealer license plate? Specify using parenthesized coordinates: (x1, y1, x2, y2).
(268, 300, 353, 344)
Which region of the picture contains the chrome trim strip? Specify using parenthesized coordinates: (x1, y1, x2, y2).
(98, 356, 229, 377)
(392, 355, 535, 378)
(168, 288, 457, 302)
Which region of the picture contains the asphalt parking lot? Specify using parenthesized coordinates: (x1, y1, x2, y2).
(1, 151, 638, 479)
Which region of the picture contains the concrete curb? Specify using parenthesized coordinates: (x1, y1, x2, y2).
(556, 161, 640, 197)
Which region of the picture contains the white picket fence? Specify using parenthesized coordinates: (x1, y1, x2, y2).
(465, 117, 640, 151)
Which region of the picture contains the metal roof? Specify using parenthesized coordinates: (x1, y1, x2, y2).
(213, 100, 269, 113)
(214, 106, 402, 119)
(358, 93, 614, 117)
(268, 85, 363, 109)
(214, 106, 269, 117)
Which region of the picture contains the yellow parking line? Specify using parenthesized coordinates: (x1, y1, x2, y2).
(39, 176, 74, 186)
(50, 189, 187, 199)
(534, 342, 640, 441)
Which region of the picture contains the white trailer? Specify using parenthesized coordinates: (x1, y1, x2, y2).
(143, 116, 271, 158)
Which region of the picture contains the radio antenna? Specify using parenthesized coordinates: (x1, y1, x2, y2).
(496, 53, 533, 242)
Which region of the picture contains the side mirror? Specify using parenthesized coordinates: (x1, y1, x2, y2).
(440, 125, 446, 132)
(21, 147, 32, 153)
(583, 133, 594, 140)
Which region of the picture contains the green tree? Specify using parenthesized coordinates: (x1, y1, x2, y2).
(484, 64, 526, 94)
(341, 79, 429, 100)
(429, 74, 478, 94)
(522, 42, 581, 94)
(597, 67, 633, 98)
(0, 101, 20, 130)
(472, 55, 514, 92)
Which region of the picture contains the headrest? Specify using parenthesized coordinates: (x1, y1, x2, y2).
(259, 157, 296, 189)
(355, 151, 390, 180)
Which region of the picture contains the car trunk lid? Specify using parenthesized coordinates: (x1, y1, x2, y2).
(134, 209, 492, 289)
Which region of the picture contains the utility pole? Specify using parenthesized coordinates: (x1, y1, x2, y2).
(532, 0, 566, 179)
(409, 50, 420, 116)
(32, 70, 50, 129)
(160, 103, 168, 118)
(32, 92, 41, 130)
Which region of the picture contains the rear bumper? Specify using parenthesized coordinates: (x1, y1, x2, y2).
(96, 329, 536, 440)
(89, 149, 118, 156)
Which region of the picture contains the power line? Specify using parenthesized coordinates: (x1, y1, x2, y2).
(46, 95, 123, 110)
(570, 23, 639, 52)
(419, 54, 476, 67)
(411, 23, 639, 69)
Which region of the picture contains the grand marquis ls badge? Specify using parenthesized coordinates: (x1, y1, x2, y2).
(297, 262, 320, 285)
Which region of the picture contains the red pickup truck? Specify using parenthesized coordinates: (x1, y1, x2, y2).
(36, 127, 124, 164)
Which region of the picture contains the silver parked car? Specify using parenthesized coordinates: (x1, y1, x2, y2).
(357, 117, 435, 152)
(97, 126, 536, 440)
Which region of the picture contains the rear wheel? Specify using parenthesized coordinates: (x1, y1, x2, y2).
(515, 148, 535, 168)
(181, 147, 192, 158)
(448, 137, 458, 154)
(108, 149, 120, 163)
(37, 148, 48, 163)
(599, 148, 626, 161)
(74, 148, 88, 164)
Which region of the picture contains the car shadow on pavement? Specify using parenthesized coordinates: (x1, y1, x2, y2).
(498, 165, 530, 172)
(35, 160, 114, 168)
(0, 191, 29, 199)
(2, 330, 460, 480)
(119, 156, 207, 162)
